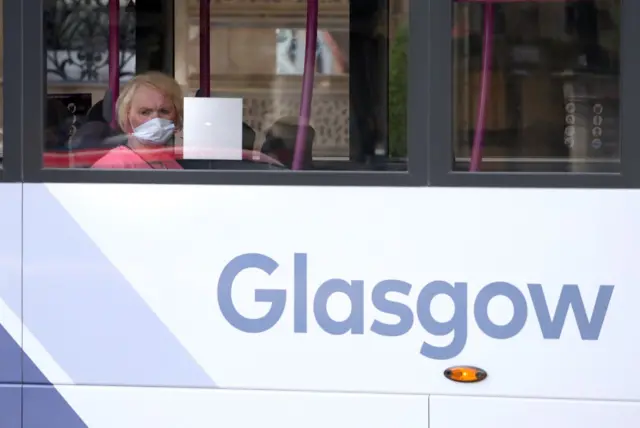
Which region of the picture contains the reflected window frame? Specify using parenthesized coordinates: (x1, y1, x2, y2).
(20, 0, 427, 187)
(426, 0, 640, 189)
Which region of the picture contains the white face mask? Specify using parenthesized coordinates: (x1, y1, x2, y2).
(131, 118, 175, 145)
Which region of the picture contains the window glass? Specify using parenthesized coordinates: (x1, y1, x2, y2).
(275, 28, 348, 76)
(42, 0, 408, 172)
(453, 0, 620, 173)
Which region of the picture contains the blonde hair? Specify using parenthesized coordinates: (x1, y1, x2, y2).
(116, 71, 184, 132)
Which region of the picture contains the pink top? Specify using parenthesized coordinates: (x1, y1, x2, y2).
(91, 146, 183, 169)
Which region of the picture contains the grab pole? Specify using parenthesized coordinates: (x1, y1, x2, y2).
(469, 2, 494, 171)
(108, 0, 120, 128)
(200, 0, 211, 97)
(292, 0, 319, 170)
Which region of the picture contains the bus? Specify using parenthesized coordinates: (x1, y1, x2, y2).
(0, 0, 638, 426)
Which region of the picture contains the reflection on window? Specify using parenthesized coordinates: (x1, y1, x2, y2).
(276, 29, 348, 75)
(42, 0, 408, 173)
(44, 0, 171, 163)
(453, 0, 620, 173)
(45, 0, 136, 82)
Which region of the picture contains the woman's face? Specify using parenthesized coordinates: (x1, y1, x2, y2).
(127, 84, 176, 133)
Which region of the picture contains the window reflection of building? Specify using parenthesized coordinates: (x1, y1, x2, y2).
(44, 0, 139, 123)
(45, 0, 137, 83)
(453, 0, 620, 172)
(40, 0, 407, 161)
(176, 0, 354, 157)
(275, 29, 348, 76)
(176, 0, 405, 160)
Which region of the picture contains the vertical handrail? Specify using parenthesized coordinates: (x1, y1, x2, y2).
(108, 0, 120, 129)
(469, 2, 494, 171)
(200, 0, 211, 97)
(292, 0, 319, 170)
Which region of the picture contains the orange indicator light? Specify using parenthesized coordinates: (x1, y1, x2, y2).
(444, 366, 487, 383)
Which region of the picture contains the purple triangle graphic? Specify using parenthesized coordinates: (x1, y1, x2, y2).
(22, 184, 216, 387)
(0, 323, 87, 427)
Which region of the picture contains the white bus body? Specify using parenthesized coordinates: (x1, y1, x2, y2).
(0, 182, 635, 427)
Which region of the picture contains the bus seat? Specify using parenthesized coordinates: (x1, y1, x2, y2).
(242, 122, 256, 151)
(69, 121, 121, 149)
(86, 89, 120, 131)
(45, 98, 73, 150)
(261, 116, 315, 169)
(86, 99, 108, 123)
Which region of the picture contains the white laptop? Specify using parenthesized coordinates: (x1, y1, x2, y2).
(182, 97, 243, 160)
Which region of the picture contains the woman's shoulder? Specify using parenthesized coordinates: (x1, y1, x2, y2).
(91, 146, 146, 169)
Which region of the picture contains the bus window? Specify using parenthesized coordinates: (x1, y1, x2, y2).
(42, 0, 408, 172)
(453, 0, 620, 173)
(43, 0, 173, 168)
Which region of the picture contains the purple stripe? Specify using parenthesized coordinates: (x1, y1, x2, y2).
(0, 322, 88, 427)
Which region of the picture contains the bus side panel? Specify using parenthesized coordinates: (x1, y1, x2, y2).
(23, 385, 429, 428)
(0, 183, 22, 384)
(430, 395, 640, 428)
(20, 183, 640, 402)
(22, 183, 217, 389)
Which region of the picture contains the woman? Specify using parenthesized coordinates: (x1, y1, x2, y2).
(92, 71, 184, 169)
